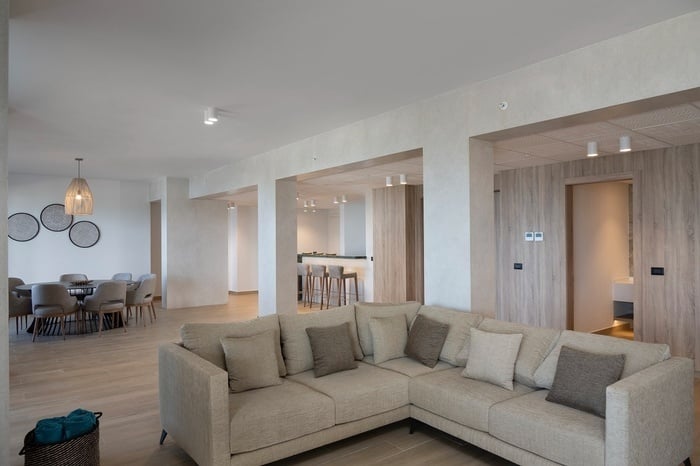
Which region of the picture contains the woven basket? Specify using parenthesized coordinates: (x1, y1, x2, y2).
(20, 412, 101, 466)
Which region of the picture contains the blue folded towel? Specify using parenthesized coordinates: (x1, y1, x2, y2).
(34, 410, 97, 445)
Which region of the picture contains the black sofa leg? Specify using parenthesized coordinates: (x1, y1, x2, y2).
(159, 429, 168, 445)
(683, 458, 691, 466)
(409, 419, 416, 435)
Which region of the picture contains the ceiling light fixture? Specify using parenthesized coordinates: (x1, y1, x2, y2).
(310, 199, 316, 207)
(587, 141, 598, 157)
(386, 176, 393, 187)
(65, 157, 94, 215)
(296, 192, 300, 200)
(303, 200, 309, 208)
(399, 174, 407, 185)
(341, 194, 347, 203)
(227, 202, 236, 210)
(204, 107, 219, 125)
(619, 135, 631, 152)
(333, 196, 339, 204)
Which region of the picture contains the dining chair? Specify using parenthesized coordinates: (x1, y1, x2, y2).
(31, 284, 79, 341)
(111, 272, 132, 281)
(83, 281, 127, 337)
(59, 273, 88, 282)
(8, 277, 32, 334)
(125, 274, 157, 326)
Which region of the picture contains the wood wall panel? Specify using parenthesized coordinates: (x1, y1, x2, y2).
(373, 185, 424, 303)
(496, 143, 699, 367)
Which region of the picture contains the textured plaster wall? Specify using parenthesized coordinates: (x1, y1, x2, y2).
(1, 2, 8, 461)
(188, 12, 700, 315)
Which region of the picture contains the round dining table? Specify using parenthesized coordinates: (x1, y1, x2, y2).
(14, 280, 136, 335)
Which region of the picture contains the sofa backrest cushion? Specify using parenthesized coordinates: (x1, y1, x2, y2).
(475, 318, 560, 387)
(181, 314, 286, 376)
(355, 302, 421, 356)
(533, 330, 671, 389)
(279, 304, 363, 375)
(416, 306, 483, 366)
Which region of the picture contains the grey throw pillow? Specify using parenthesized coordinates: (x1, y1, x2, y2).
(220, 330, 283, 393)
(306, 322, 359, 377)
(404, 315, 450, 367)
(546, 345, 625, 418)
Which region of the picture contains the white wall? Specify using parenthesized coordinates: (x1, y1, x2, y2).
(1, 3, 9, 461)
(8, 174, 151, 282)
(297, 208, 329, 253)
(229, 205, 258, 292)
(161, 178, 228, 309)
(340, 200, 366, 256)
(573, 182, 630, 332)
(327, 209, 340, 254)
(150, 201, 162, 296)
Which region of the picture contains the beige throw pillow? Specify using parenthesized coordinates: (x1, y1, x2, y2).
(462, 328, 523, 390)
(306, 322, 359, 377)
(220, 330, 283, 393)
(369, 315, 408, 364)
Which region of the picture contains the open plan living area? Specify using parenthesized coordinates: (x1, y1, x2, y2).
(3, 2, 700, 465)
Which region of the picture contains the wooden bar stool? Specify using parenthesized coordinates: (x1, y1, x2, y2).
(309, 265, 328, 309)
(326, 265, 359, 308)
(297, 263, 311, 306)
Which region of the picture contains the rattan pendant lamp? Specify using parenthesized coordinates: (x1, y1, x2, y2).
(65, 157, 94, 215)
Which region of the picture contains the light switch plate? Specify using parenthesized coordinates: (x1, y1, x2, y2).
(534, 232, 544, 242)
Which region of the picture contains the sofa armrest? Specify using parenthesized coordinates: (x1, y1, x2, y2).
(605, 357, 694, 466)
(159, 342, 230, 466)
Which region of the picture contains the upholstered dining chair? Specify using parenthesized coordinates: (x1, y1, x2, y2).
(59, 273, 88, 282)
(111, 272, 132, 281)
(8, 277, 32, 334)
(83, 281, 127, 337)
(125, 274, 157, 326)
(31, 284, 79, 341)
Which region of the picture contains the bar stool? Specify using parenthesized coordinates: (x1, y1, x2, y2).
(326, 265, 359, 308)
(309, 265, 328, 309)
(297, 263, 311, 306)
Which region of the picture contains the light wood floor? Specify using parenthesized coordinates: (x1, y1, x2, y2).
(8, 295, 699, 465)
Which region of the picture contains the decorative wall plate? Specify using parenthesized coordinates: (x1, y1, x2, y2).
(69, 221, 101, 248)
(8, 212, 40, 242)
(40, 203, 74, 232)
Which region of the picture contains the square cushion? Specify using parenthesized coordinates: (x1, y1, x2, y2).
(417, 306, 483, 365)
(229, 379, 335, 454)
(409, 368, 533, 432)
(463, 328, 522, 390)
(181, 315, 286, 376)
(489, 390, 605, 466)
(369, 315, 408, 364)
(364, 356, 454, 377)
(306, 322, 358, 377)
(466, 318, 559, 386)
(546, 346, 625, 417)
(405, 314, 449, 368)
(533, 330, 671, 389)
(220, 330, 282, 392)
(288, 362, 409, 424)
(355, 302, 421, 356)
(279, 305, 363, 375)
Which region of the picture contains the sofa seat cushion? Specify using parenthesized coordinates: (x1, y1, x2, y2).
(409, 368, 533, 432)
(289, 362, 409, 424)
(364, 356, 454, 377)
(229, 379, 335, 454)
(489, 390, 605, 466)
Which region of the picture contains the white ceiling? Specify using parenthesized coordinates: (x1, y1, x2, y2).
(9, 1, 700, 181)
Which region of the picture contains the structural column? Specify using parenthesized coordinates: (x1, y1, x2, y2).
(258, 179, 297, 315)
(0, 1, 9, 462)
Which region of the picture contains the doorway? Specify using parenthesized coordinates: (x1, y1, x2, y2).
(566, 178, 634, 339)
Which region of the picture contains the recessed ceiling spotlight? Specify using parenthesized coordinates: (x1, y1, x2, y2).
(619, 135, 631, 152)
(341, 194, 348, 203)
(333, 196, 339, 204)
(399, 174, 407, 185)
(386, 176, 393, 187)
(310, 199, 316, 207)
(227, 202, 236, 210)
(303, 200, 309, 208)
(204, 107, 219, 125)
(587, 141, 598, 157)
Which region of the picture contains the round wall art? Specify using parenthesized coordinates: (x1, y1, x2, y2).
(40, 203, 74, 232)
(8, 212, 40, 242)
(69, 221, 101, 248)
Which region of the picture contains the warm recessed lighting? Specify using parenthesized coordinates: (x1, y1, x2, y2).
(399, 174, 407, 185)
(587, 141, 598, 157)
(341, 194, 347, 203)
(619, 135, 631, 152)
(333, 196, 339, 204)
(204, 107, 219, 125)
(386, 176, 393, 187)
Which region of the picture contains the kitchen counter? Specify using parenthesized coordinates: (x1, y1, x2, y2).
(299, 253, 367, 260)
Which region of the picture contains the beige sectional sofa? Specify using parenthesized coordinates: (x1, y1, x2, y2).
(158, 302, 694, 466)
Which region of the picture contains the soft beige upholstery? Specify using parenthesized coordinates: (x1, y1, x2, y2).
(31, 283, 79, 341)
(355, 302, 421, 356)
(229, 379, 334, 454)
(410, 368, 533, 432)
(59, 273, 88, 282)
(8, 277, 32, 334)
(416, 305, 483, 365)
(125, 273, 157, 325)
(490, 389, 605, 466)
(289, 362, 409, 424)
(364, 356, 454, 377)
(83, 280, 127, 336)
